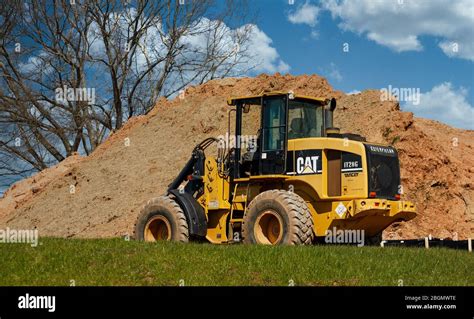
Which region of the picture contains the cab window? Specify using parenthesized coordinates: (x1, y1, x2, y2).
(288, 100, 323, 139)
(262, 97, 286, 151)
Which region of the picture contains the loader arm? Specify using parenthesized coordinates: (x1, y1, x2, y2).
(166, 138, 218, 237)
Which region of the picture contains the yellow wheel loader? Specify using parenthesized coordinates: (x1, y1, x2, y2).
(134, 92, 416, 245)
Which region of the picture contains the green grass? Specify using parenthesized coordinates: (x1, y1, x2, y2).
(0, 238, 472, 286)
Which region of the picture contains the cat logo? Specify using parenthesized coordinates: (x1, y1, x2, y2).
(296, 156, 320, 174)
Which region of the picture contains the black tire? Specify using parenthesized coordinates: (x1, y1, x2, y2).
(242, 190, 314, 245)
(365, 232, 383, 246)
(134, 196, 189, 242)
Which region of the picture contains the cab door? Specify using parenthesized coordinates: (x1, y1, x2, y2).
(260, 95, 287, 174)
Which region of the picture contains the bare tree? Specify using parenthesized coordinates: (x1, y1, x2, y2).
(0, 0, 255, 190)
(87, 0, 254, 122)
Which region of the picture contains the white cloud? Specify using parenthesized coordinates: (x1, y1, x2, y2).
(367, 33, 422, 52)
(402, 82, 474, 129)
(88, 15, 289, 75)
(182, 20, 290, 74)
(288, 2, 320, 27)
(310, 30, 319, 39)
(18, 52, 52, 74)
(18, 56, 42, 73)
(321, 62, 343, 82)
(347, 89, 361, 95)
(322, 0, 474, 60)
(243, 25, 290, 73)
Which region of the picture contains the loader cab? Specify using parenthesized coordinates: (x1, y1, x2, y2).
(226, 92, 335, 179)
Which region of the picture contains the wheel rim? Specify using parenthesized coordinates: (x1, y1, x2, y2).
(144, 215, 171, 241)
(254, 210, 283, 245)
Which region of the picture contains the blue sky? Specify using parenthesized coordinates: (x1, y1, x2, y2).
(242, 0, 474, 129)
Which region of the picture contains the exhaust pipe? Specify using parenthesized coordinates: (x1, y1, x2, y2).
(325, 98, 340, 135)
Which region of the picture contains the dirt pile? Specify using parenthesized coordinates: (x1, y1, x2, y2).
(0, 154, 82, 220)
(0, 73, 472, 239)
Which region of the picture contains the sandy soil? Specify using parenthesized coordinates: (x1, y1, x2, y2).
(0, 73, 472, 239)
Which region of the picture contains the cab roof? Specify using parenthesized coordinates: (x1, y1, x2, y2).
(226, 91, 329, 106)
